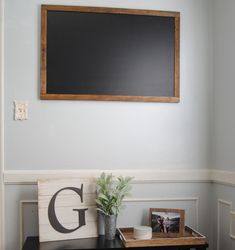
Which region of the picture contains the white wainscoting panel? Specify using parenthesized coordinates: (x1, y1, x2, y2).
(230, 211, 235, 240)
(217, 199, 232, 250)
(124, 197, 199, 229)
(3, 169, 235, 250)
(19, 200, 38, 249)
(20, 196, 199, 249)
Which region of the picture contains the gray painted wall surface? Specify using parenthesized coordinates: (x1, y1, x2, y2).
(212, 0, 235, 171)
(3, 0, 235, 250)
(3, 0, 215, 249)
(4, 0, 212, 170)
(211, 0, 235, 249)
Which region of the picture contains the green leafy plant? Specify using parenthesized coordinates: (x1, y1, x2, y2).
(96, 172, 133, 216)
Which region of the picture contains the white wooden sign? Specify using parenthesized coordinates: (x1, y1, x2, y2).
(38, 178, 98, 242)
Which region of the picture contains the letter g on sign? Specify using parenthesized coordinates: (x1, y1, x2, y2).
(48, 185, 88, 233)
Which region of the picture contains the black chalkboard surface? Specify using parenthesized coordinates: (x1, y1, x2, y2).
(41, 5, 180, 102)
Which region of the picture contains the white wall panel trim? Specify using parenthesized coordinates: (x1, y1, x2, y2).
(125, 197, 199, 229)
(217, 199, 233, 250)
(19, 200, 38, 249)
(3, 169, 212, 184)
(211, 170, 235, 187)
(4, 169, 235, 186)
(230, 211, 235, 240)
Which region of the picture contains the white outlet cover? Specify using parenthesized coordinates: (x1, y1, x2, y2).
(14, 100, 28, 120)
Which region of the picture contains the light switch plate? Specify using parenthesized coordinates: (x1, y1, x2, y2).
(14, 100, 28, 120)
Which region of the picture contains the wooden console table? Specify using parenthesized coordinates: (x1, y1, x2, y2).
(22, 236, 209, 250)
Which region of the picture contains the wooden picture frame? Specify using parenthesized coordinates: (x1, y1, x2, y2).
(41, 5, 180, 102)
(149, 208, 185, 237)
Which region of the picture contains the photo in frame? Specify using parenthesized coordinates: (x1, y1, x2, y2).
(149, 208, 185, 237)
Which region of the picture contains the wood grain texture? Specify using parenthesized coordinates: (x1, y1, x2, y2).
(41, 5, 180, 17)
(40, 6, 47, 96)
(38, 178, 98, 242)
(40, 5, 180, 103)
(174, 16, 180, 98)
(40, 94, 180, 103)
(118, 226, 206, 247)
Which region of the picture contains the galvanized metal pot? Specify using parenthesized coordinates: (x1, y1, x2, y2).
(104, 214, 117, 240)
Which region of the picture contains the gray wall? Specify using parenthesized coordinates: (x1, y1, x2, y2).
(212, 0, 235, 171)
(5, 0, 212, 170)
(3, 0, 235, 250)
(210, 1, 235, 250)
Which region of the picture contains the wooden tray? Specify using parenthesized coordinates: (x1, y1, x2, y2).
(117, 226, 207, 247)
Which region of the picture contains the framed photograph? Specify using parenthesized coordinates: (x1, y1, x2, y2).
(150, 208, 185, 237)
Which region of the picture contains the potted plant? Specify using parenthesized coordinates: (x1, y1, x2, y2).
(96, 172, 133, 240)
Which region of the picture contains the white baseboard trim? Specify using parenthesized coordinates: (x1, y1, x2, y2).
(3, 169, 212, 185)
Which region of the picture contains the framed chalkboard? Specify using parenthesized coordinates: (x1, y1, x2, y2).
(40, 5, 180, 102)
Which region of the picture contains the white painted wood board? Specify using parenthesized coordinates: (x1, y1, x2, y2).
(38, 178, 98, 242)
